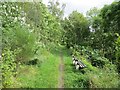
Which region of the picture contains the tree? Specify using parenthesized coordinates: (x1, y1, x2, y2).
(86, 7, 100, 28)
(86, 1, 120, 61)
(1, 2, 37, 87)
(63, 11, 90, 48)
(86, 7, 103, 49)
(99, 1, 120, 60)
(101, 1, 120, 33)
(17, 2, 63, 45)
(48, 0, 66, 20)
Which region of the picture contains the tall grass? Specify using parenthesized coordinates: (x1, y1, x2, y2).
(13, 47, 60, 88)
(64, 52, 119, 88)
(11, 45, 119, 88)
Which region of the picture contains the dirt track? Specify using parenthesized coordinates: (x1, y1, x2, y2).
(58, 51, 64, 88)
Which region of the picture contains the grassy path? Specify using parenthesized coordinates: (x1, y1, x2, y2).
(13, 45, 74, 88)
(15, 48, 60, 88)
(58, 51, 64, 88)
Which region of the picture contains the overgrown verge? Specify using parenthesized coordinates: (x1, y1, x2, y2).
(1, 1, 62, 88)
(11, 44, 63, 88)
(64, 46, 119, 88)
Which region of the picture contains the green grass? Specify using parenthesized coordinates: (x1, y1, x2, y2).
(12, 44, 120, 88)
(63, 50, 119, 88)
(87, 69, 119, 88)
(63, 48, 94, 88)
(63, 55, 90, 88)
(14, 47, 60, 88)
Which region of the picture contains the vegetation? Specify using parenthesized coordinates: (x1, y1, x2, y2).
(1, 0, 120, 88)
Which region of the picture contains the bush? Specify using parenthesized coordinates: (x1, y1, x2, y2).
(78, 46, 110, 68)
(115, 35, 120, 73)
(1, 3, 37, 88)
(1, 49, 18, 88)
(13, 24, 36, 63)
(1, 3, 37, 63)
(87, 68, 119, 88)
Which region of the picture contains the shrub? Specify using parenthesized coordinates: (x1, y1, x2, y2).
(13, 24, 36, 63)
(1, 49, 17, 88)
(1, 3, 37, 63)
(115, 34, 120, 73)
(78, 46, 110, 68)
(87, 66, 119, 88)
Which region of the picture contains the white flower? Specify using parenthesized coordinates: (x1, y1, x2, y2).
(12, 7, 15, 9)
(27, 24, 30, 27)
(14, 17, 17, 22)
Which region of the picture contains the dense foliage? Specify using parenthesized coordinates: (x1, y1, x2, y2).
(62, 1, 120, 88)
(62, 11, 90, 48)
(1, 0, 120, 88)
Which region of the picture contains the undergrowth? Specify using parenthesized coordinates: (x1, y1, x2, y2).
(13, 46, 60, 88)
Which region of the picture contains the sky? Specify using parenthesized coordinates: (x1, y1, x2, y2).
(42, 0, 115, 17)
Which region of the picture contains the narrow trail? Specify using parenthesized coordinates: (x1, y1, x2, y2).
(58, 51, 64, 88)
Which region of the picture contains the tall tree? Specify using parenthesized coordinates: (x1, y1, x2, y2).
(63, 11, 90, 48)
(86, 7, 103, 49)
(99, 1, 120, 60)
(48, 0, 66, 20)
